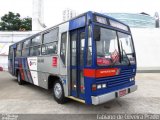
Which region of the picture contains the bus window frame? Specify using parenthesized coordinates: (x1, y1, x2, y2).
(42, 28, 58, 44)
(22, 39, 31, 57)
(41, 28, 59, 56)
(41, 42, 58, 55)
(86, 25, 93, 67)
(29, 45, 41, 56)
(29, 34, 42, 57)
(9, 46, 13, 59)
(16, 42, 22, 57)
(93, 24, 136, 68)
(60, 32, 67, 66)
(30, 35, 42, 47)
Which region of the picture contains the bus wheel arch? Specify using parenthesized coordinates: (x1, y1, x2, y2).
(16, 70, 24, 85)
(48, 75, 68, 104)
(48, 75, 60, 90)
(16, 69, 19, 77)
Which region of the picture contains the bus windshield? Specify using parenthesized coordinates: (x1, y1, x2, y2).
(95, 26, 135, 66)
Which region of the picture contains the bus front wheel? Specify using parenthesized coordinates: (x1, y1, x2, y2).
(17, 71, 24, 85)
(53, 80, 67, 104)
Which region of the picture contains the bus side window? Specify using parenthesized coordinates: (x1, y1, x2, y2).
(30, 46, 41, 56)
(9, 46, 13, 59)
(16, 43, 22, 57)
(29, 35, 41, 56)
(41, 42, 57, 55)
(31, 35, 41, 46)
(60, 32, 67, 65)
(22, 39, 30, 56)
(43, 28, 58, 44)
(41, 28, 58, 55)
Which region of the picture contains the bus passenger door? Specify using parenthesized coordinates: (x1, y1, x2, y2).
(9, 47, 15, 75)
(70, 28, 85, 99)
(12, 48, 16, 75)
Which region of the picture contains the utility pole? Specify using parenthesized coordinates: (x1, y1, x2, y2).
(32, 0, 46, 31)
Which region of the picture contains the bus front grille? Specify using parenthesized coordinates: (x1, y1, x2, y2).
(96, 69, 134, 88)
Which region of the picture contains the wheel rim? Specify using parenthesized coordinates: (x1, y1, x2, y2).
(54, 83, 62, 99)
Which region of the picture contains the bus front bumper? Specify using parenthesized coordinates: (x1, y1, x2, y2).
(91, 85, 137, 105)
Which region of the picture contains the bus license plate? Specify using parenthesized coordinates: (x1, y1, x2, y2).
(118, 89, 127, 97)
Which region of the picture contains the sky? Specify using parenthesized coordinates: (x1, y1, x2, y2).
(0, 0, 160, 27)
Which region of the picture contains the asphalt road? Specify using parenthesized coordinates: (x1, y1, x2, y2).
(0, 71, 160, 114)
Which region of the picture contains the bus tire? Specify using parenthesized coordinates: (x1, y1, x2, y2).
(17, 71, 24, 85)
(53, 80, 67, 104)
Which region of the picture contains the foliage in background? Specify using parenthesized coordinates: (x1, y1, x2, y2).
(0, 12, 32, 31)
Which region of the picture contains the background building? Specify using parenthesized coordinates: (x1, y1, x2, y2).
(0, 32, 34, 70)
(0, 0, 160, 72)
(63, 9, 77, 21)
(106, 13, 156, 28)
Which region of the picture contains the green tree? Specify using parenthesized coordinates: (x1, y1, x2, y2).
(20, 17, 32, 31)
(0, 11, 32, 31)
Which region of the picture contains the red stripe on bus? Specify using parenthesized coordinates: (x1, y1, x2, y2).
(19, 64, 25, 80)
(83, 69, 96, 78)
(84, 68, 118, 78)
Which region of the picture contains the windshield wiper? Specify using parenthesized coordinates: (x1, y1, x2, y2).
(120, 41, 131, 66)
(122, 49, 131, 66)
(111, 59, 117, 67)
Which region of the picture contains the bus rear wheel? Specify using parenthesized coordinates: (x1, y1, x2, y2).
(53, 80, 67, 104)
(17, 71, 24, 85)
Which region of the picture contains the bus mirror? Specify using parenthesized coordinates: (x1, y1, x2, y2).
(133, 53, 135, 57)
(94, 27, 100, 41)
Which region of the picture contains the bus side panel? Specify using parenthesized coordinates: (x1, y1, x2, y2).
(58, 22, 69, 97)
(15, 56, 48, 89)
(37, 56, 60, 89)
(27, 57, 39, 85)
(37, 71, 48, 89)
(14, 57, 34, 84)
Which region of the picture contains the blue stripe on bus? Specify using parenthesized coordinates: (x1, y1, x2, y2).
(21, 58, 29, 82)
(14, 57, 34, 84)
(69, 16, 86, 31)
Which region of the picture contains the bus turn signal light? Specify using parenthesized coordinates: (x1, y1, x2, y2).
(92, 84, 97, 91)
(92, 84, 107, 91)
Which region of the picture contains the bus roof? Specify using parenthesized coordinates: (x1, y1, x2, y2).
(10, 11, 129, 47)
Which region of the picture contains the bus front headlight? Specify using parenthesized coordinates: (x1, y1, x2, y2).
(102, 84, 107, 88)
(97, 84, 102, 89)
(130, 77, 135, 81)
